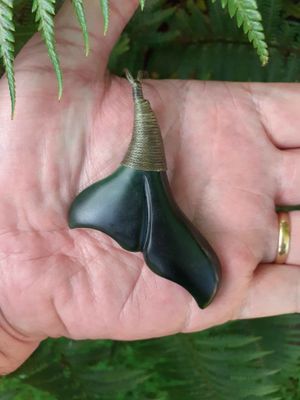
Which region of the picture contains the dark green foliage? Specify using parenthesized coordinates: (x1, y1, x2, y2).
(2, 316, 300, 399)
(1, 339, 147, 400)
(109, 0, 300, 82)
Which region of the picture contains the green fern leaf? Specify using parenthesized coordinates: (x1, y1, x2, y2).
(212, 0, 269, 65)
(140, 0, 146, 10)
(72, 0, 89, 56)
(32, 0, 63, 99)
(0, 0, 15, 116)
(100, 0, 109, 35)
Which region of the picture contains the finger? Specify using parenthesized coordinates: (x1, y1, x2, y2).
(250, 83, 300, 149)
(238, 263, 300, 319)
(17, 0, 139, 75)
(262, 209, 300, 265)
(285, 211, 300, 266)
(0, 316, 40, 375)
(277, 149, 300, 204)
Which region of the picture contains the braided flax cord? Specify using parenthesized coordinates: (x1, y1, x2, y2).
(121, 70, 167, 172)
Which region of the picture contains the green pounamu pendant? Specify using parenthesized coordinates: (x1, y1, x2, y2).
(68, 71, 221, 308)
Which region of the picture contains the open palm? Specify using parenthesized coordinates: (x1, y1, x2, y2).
(0, 0, 300, 374)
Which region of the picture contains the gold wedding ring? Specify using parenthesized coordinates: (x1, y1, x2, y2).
(275, 212, 291, 264)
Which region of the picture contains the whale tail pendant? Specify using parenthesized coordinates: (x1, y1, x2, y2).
(68, 71, 221, 308)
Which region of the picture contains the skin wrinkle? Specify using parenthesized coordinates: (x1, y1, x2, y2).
(180, 80, 193, 142)
(247, 92, 283, 201)
(164, 117, 180, 171)
(237, 264, 290, 319)
(118, 264, 145, 321)
(50, 297, 71, 338)
(244, 83, 279, 150)
(86, 78, 115, 177)
(239, 238, 260, 270)
(109, 1, 132, 33)
(247, 91, 281, 197)
(73, 242, 107, 304)
(67, 124, 92, 196)
(235, 288, 251, 321)
(55, 25, 100, 44)
(86, 78, 113, 177)
(17, 65, 99, 88)
(170, 80, 194, 210)
(98, 242, 144, 274)
(12, 253, 59, 263)
(62, 68, 102, 86)
(81, 83, 132, 184)
(0, 231, 73, 261)
(4, 256, 76, 324)
(46, 262, 86, 337)
(209, 177, 274, 203)
(71, 234, 149, 331)
(40, 131, 50, 207)
(0, 348, 9, 362)
(224, 82, 251, 136)
(17, 64, 60, 76)
(18, 38, 45, 52)
(10, 260, 57, 298)
(147, 81, 178, 158)
(74, 230, 131, 261)
(204, 94, 220, 195)
(230, 259, 256, 322)
(56, 36, 92, 54)
(0, 308, 36, 343)
(69, 233, 147, 313)
(278, 150, 297, 204)
(181, 295, 195, 333)
(0, 227, 69, 239)
(190, 90, 221, 234)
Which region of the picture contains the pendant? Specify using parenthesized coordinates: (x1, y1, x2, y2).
(68, 71, 221, 308)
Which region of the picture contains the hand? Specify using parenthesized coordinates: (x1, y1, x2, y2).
(0, 0, 300, 375)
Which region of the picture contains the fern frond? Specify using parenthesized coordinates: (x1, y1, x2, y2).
(12, 338, 147, 400)
(260, 0, 282, 40)
(72, 0, 89, 56)
(0, 0, 15, 116)
(133, 326, 280, 400)
(212, 0, 269, 65)
(140, 0, 146, 11)
(32, 0, 63, 99)
(100, 0, 109, 35)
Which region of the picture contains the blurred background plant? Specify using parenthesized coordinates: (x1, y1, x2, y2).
(0, 0, 300, 399)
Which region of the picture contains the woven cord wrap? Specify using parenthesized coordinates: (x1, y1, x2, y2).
(121, 70, 167, 172)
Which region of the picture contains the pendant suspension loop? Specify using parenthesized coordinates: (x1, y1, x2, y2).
(125, 69, 144, 101)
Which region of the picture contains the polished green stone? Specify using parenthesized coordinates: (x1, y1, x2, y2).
(68, 166, 220, 308)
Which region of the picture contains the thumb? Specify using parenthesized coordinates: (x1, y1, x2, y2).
(55, 0, 139, 75)
(0, 319, 40, 375)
